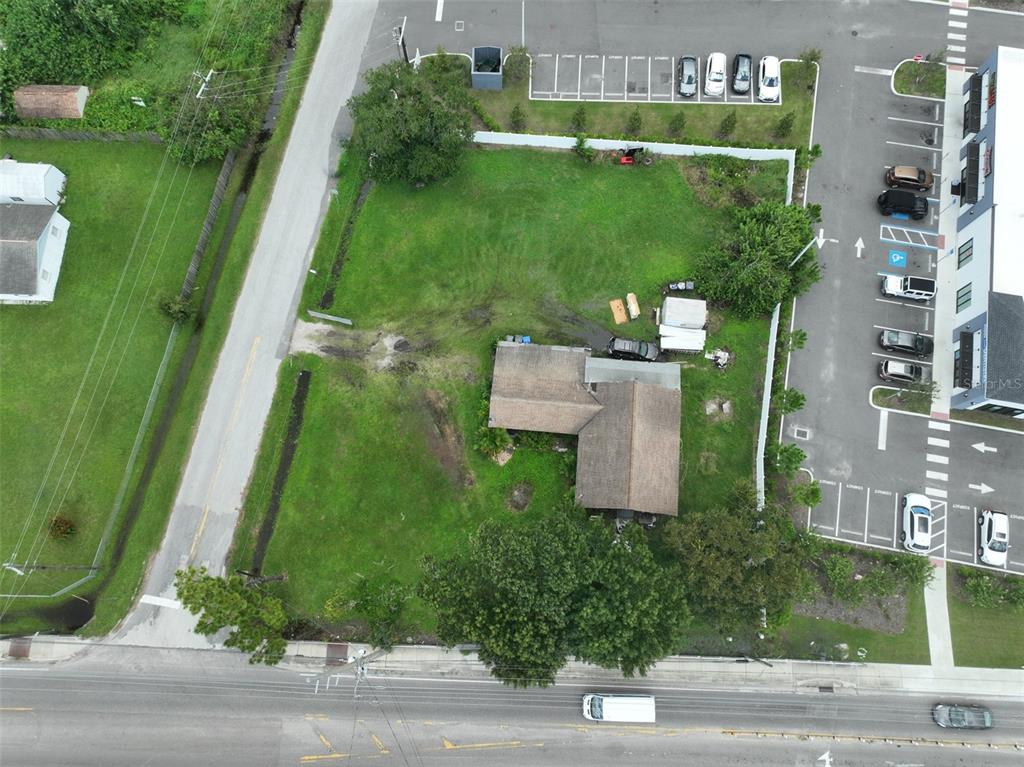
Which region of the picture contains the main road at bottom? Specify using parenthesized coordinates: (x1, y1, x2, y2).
(2, 654, 1022, 767)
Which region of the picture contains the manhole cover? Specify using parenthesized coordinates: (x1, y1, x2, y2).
(454, 20, 464, 32)
(794, 427, 811, 440)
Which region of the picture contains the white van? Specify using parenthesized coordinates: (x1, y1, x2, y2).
(581, 693, 656, 723)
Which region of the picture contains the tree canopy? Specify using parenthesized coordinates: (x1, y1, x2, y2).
(175, 566, 288, 665)
(661, 480, 815, 634)
(420, 511, 689, 686)
(695, 201, 819, 318)
(347, 56, 475, 184)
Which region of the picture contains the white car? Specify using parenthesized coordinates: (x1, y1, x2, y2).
(978, 510, 1010, 567)
(758, 55, 781, 102)
(901, 493, 932, 554)
(704, 52, 727, 96)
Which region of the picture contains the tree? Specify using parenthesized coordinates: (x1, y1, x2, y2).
(694, 201, 818, 318)
(718, 110, 737, 138)
(573, 133, 596, 163)
(573, 524, 690, 677)
(569, 104, 588, 133)
(798, 47, 822, 82)
(668, 111, 686, 137)
(625, 106, 643, 136)
(503, 46, 531, 83)
(780, 328, 808, 351)
(768, 441, 806, 478)
(774, 111, 795, 138)
(175, 566, 288, 665)
(324, 577, 410, 651)
(791, 479, 822, 509)
(509, 103, 526, 131)
(347, 56, 474, 184)
(773, 387, 806, 415)
(662, 480, 815, 633)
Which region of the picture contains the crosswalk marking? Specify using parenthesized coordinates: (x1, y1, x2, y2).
(928, 421, 951, 432)
(927, 454, 950, 465)
(926, 470, 949, 481)
(927, 436, 950, 448)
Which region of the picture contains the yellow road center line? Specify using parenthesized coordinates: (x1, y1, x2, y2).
(441, 738, 523, 751)
(0, 707, 33, 712)
(318, 733, 334, 751)
(371, 735, 388, 754)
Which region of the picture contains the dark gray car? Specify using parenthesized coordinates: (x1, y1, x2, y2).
(607, 337, 660, 362)
(932, 704, 993, 729)
(678, 56, 698, 98)
(732, 54, 752, 94)
(878, 329, 934, 358)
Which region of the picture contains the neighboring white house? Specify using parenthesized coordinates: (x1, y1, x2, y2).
(0, 160, 71, 304)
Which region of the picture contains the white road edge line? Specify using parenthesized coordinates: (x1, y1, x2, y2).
(877, 409, 888, 450)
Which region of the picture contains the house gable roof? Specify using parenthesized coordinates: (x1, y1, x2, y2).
(0, 204, 54, 296)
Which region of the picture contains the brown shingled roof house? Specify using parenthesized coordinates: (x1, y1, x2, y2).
(488, 341, 681, 517)
(13, 85, 90, 119)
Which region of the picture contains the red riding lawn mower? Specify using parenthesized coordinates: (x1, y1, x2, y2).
(615, 146, 654, 166)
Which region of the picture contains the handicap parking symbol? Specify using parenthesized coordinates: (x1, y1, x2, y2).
(888, 249, 908, 268)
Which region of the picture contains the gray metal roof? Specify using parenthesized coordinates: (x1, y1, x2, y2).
(584, 356, 681, 391)
(986, 291, 1024, 404)
(0, 204, 52, 296)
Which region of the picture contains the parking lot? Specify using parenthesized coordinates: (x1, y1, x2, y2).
(529, 52, 782, 104)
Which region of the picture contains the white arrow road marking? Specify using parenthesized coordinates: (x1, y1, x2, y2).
(972, 441, 997, 453)
(968, 482, 994, 494)
(855, 236, 865, 258)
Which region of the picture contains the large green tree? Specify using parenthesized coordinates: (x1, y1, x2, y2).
(175, 566, 288, 665)
(420, 511, 689, 686)
(347, 56, 475, 184)
(695, 202, 819, 318)
(662, 481, 815, 633)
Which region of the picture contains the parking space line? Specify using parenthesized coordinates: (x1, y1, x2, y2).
(877, 410, 888, 450)
(553, 55, 559, 97)
(927, 436, 950, 448)
(875, 297, 935, 311)
(892, 494, 899, 547)
(926, 470, 948, 481)
(928, 421, 951, 431)
(869, 533, 891, 542)
(601, 56, 605, 100)
(949, 549, 973, 558)
(872, 351, 933, 366)
(647, 57, 651, 102)
(885, 140, 942, 153)
(873, 324, 934, 337)
(835, 482, 843, 536)
(887, 116, 943, 128)
(840, 528, 862, 537)
(927, 454, 949, 465)
(926, 486, 948, 499)
(973, 507, 978, 563)
(863, 489, 871, 542)
(577, 56, 582, 99)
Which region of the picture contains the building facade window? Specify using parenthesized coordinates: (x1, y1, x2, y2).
(956, 283, 972, 312)
(957, 239, 973, 267)
(977, 404, 1023, 417)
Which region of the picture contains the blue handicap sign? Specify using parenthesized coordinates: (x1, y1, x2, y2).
(888, 249, 908, 268)
(891, 212, 910, 220)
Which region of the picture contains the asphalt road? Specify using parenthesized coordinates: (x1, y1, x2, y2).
(366, 0, 1024, 570)
(112, 0, 380, 649)
(3, 654, 1022, 766)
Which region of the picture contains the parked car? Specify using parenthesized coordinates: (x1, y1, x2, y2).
(880, 275, 937, 302)
(757, 55, 781, 102)
(732, 53, 752, 94)
(885, 165, 935, 192)
(607, 337, 659, 362)
(901, 493, 933, 553)
(879, 359, 926, 385)
(704, 52, 727, 96)
(678, 56, 698, 98)
(932, 704, 993, 730)
(978, 509, 1010, 567)
(878, 329, 934, 357)
(877, 189, 929, 220)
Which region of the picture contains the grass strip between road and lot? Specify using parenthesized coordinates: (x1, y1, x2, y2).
(947, 566, 1024, 669)
(892, 60, 946, 100)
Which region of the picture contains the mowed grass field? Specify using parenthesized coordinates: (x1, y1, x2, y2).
(948, 568, 1024, 669)
(233, 148, 786, 628)
(0, 139, 218, 606)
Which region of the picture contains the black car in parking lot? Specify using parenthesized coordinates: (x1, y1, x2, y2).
(878, 329, 934, 358)
(732, 54, 752, 94)
(877, 189, 929, 220)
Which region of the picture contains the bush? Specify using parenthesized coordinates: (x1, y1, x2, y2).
(774, 111, 796, 138)
(625, 106, 643, 136)
(767, 441, 805, 479)
(515, 431, 554, 451)
(823, 555, 862, 605)
(160, 294, 194, 323)
(791, 480, 821, 509)
(717, 110, 737, 138)
(798, 47, 822, 82)
(324, 578, 410, 650)
(474, 386, 512, 456)
(573, 133, 596, 163)
(773, 387, 805, 415)
(962, 570, 1005, 609)
(509, 103, 526, 132)
(569, 104, 588, 133)
(668, 111, 686, 137)
(503, 46, 531, 83)
(48, 515, 76, 540)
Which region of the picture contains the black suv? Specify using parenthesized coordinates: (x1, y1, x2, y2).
(877, 189, 929, 220)
(607, 337, 659, 362)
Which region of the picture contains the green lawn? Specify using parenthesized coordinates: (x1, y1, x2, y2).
(478, 61, 815, 148)
(779, 590, 930, 665)
(0, 139, 219, 606)
(893, 61, 946, 99)
(234, 148, 786, 628)
(948, 568, 1024, 669)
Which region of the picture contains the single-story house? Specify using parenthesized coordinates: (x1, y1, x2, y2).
(13, 85, 90, 119)
(488, 341, 681, 517)
(0, 160, 71, 304)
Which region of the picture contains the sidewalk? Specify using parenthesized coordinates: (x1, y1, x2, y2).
(924, 560, 955, 668)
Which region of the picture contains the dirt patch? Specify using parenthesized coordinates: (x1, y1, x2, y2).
(508, 482, 534, 511)
(704, 397, 733, 422)
(697, 451, 718, 475)
(706, 308, 725, 335)
(423, 389, 475, 487)
(462, 306, 492, 327)
(794, 592, 908, 636)
(371, 334, 411, 371)
(290, 320, 373, 359)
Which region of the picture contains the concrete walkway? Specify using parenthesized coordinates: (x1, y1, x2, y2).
(924, 560, 955, 668)
(113, 0, 379, 649)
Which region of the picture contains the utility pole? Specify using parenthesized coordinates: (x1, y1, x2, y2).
(194, 69, 216, 99)
(392, 16, 409, 64)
